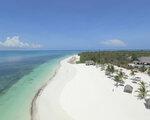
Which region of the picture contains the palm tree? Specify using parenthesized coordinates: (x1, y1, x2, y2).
(118, 71, 124, 78)
(114, 75, 124, 87)
(147, 68, 150, 76)
(136, 81, 150, 100)
(105, 64, 111, 75)
(100, 64, 105, 71)
(110, 65, 115, 74)
(139, 65, 147, 72)
(130, 70, 135, 76)
(106, 64, 115, 74)
(118, 70, 128, 80)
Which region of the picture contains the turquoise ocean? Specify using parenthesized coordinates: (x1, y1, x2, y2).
(0, 50, 77, 120)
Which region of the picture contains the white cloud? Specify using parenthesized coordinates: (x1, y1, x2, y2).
(0, 36, 42, 49)
(100, 39, 126, 47)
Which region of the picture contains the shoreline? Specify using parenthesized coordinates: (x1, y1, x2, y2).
(30, 55, 76, 120)
(30, 58, 62, 120)
(32, 55, 150, 120)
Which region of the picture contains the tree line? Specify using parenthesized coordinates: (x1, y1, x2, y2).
(78, 51, 150, 68)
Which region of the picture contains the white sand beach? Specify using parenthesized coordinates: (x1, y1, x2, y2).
(35, 56, 150, 120)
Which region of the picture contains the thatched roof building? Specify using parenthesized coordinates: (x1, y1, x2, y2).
(129, 57, 150, 68)
(145, 99, 150, 109)
(133, 57, 150, 65)
(138, 57, 150, 65)
(85, 60, 95, 66)
(124, 85, 133, 93)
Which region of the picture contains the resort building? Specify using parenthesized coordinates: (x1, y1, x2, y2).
(124, 85, 133, 93)
(128, 57, 150, 68)
(137, 57, 150, 65)
(145, 99, 150, 109)
(85, 60, 95, 66)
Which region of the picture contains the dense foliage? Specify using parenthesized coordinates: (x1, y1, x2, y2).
(78, 51, 150, 68)
(106, 64, 115, 74)
(136, 81, 150, 100)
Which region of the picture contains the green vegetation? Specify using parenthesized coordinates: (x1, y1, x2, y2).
(76, 61, 81, 64)
(79, 51, 150, 108)
(106, 64, 115, 74)
(139, 66, 147, 72)
(118, 71, 123, 78)
(79, 51, 150, 68)
(100, 64, 105, 71)
(114, 74, 124, 87)
(136, 81, 150, 100)
(118, 70, 127, 79)
(130, 70, 135, 76)
(147, 68, 150, 76)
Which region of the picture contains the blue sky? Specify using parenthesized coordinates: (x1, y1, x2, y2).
(0, 0, 150, 50)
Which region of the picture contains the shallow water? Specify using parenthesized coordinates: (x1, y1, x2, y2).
(0, 50, 77, 120)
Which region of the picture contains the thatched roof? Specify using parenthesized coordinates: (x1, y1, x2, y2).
(145, 99, 150, 109)
(138, 57, 150, 64)
(124, 85, 133, 93)
(85, 60, 95, 65)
